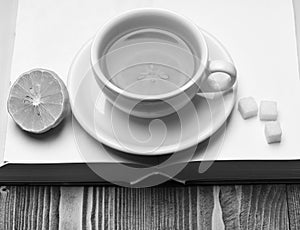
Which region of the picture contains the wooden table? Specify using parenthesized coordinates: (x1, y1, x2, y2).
(0, 184, 299, 229)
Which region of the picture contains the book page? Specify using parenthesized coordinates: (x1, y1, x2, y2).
(0, 0, 18, 165)
(3, 0, 300, 165)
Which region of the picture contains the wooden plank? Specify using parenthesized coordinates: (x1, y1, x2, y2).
(219, 186, 241, 229)
(0, 185, 293, 229)
(59, 187, 84, 230)
(0, 186, 215, 229)
(0, 186, 9, 229)
(80, 186, 214, 229)
(0, 186, 62, 230)
(286, 184, 300, 230)
(49, 186, 60, 229)
(219, 185, 289, 230)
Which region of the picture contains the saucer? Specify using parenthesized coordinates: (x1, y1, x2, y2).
(67, 30, 237, 155)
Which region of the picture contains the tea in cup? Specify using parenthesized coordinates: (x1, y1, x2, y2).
(91, 8, 237, 118)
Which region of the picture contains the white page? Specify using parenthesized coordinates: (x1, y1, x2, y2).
(0, 0, 18, 164)
(3, 0, 300, 164)
(3, 0, 152, 164)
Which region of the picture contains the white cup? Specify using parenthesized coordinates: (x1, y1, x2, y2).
(91, 8, 237, 118)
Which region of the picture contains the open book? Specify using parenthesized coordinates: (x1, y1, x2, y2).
(0, 0, 300, 185)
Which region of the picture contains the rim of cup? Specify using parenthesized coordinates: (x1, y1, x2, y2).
(90, 8, 208, 101)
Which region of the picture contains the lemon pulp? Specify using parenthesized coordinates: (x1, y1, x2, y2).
(7, 69, 69, 133)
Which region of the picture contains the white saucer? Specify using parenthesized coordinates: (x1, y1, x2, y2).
(68, 30, 237, 156)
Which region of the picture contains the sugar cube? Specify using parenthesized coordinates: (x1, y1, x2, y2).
(264, 121, 282, 144)
(260, 100, 277, 121)
(207, 72, 231, 91)
(238, 97, 258, 119)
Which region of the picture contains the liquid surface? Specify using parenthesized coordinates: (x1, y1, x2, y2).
(101, 28, 197, 95)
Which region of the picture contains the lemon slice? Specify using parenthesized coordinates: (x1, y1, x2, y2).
(7, 69, 69, 134)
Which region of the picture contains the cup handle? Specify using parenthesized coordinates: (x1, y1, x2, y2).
(197, 60, 237, 99)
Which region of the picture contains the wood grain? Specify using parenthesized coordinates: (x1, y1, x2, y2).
(0, 186, 215, 229)
(219, 185, 289, 230)
(0, 185, 294, 229)
(78, 186, 214, 229)
(286, 184, 300, 230)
